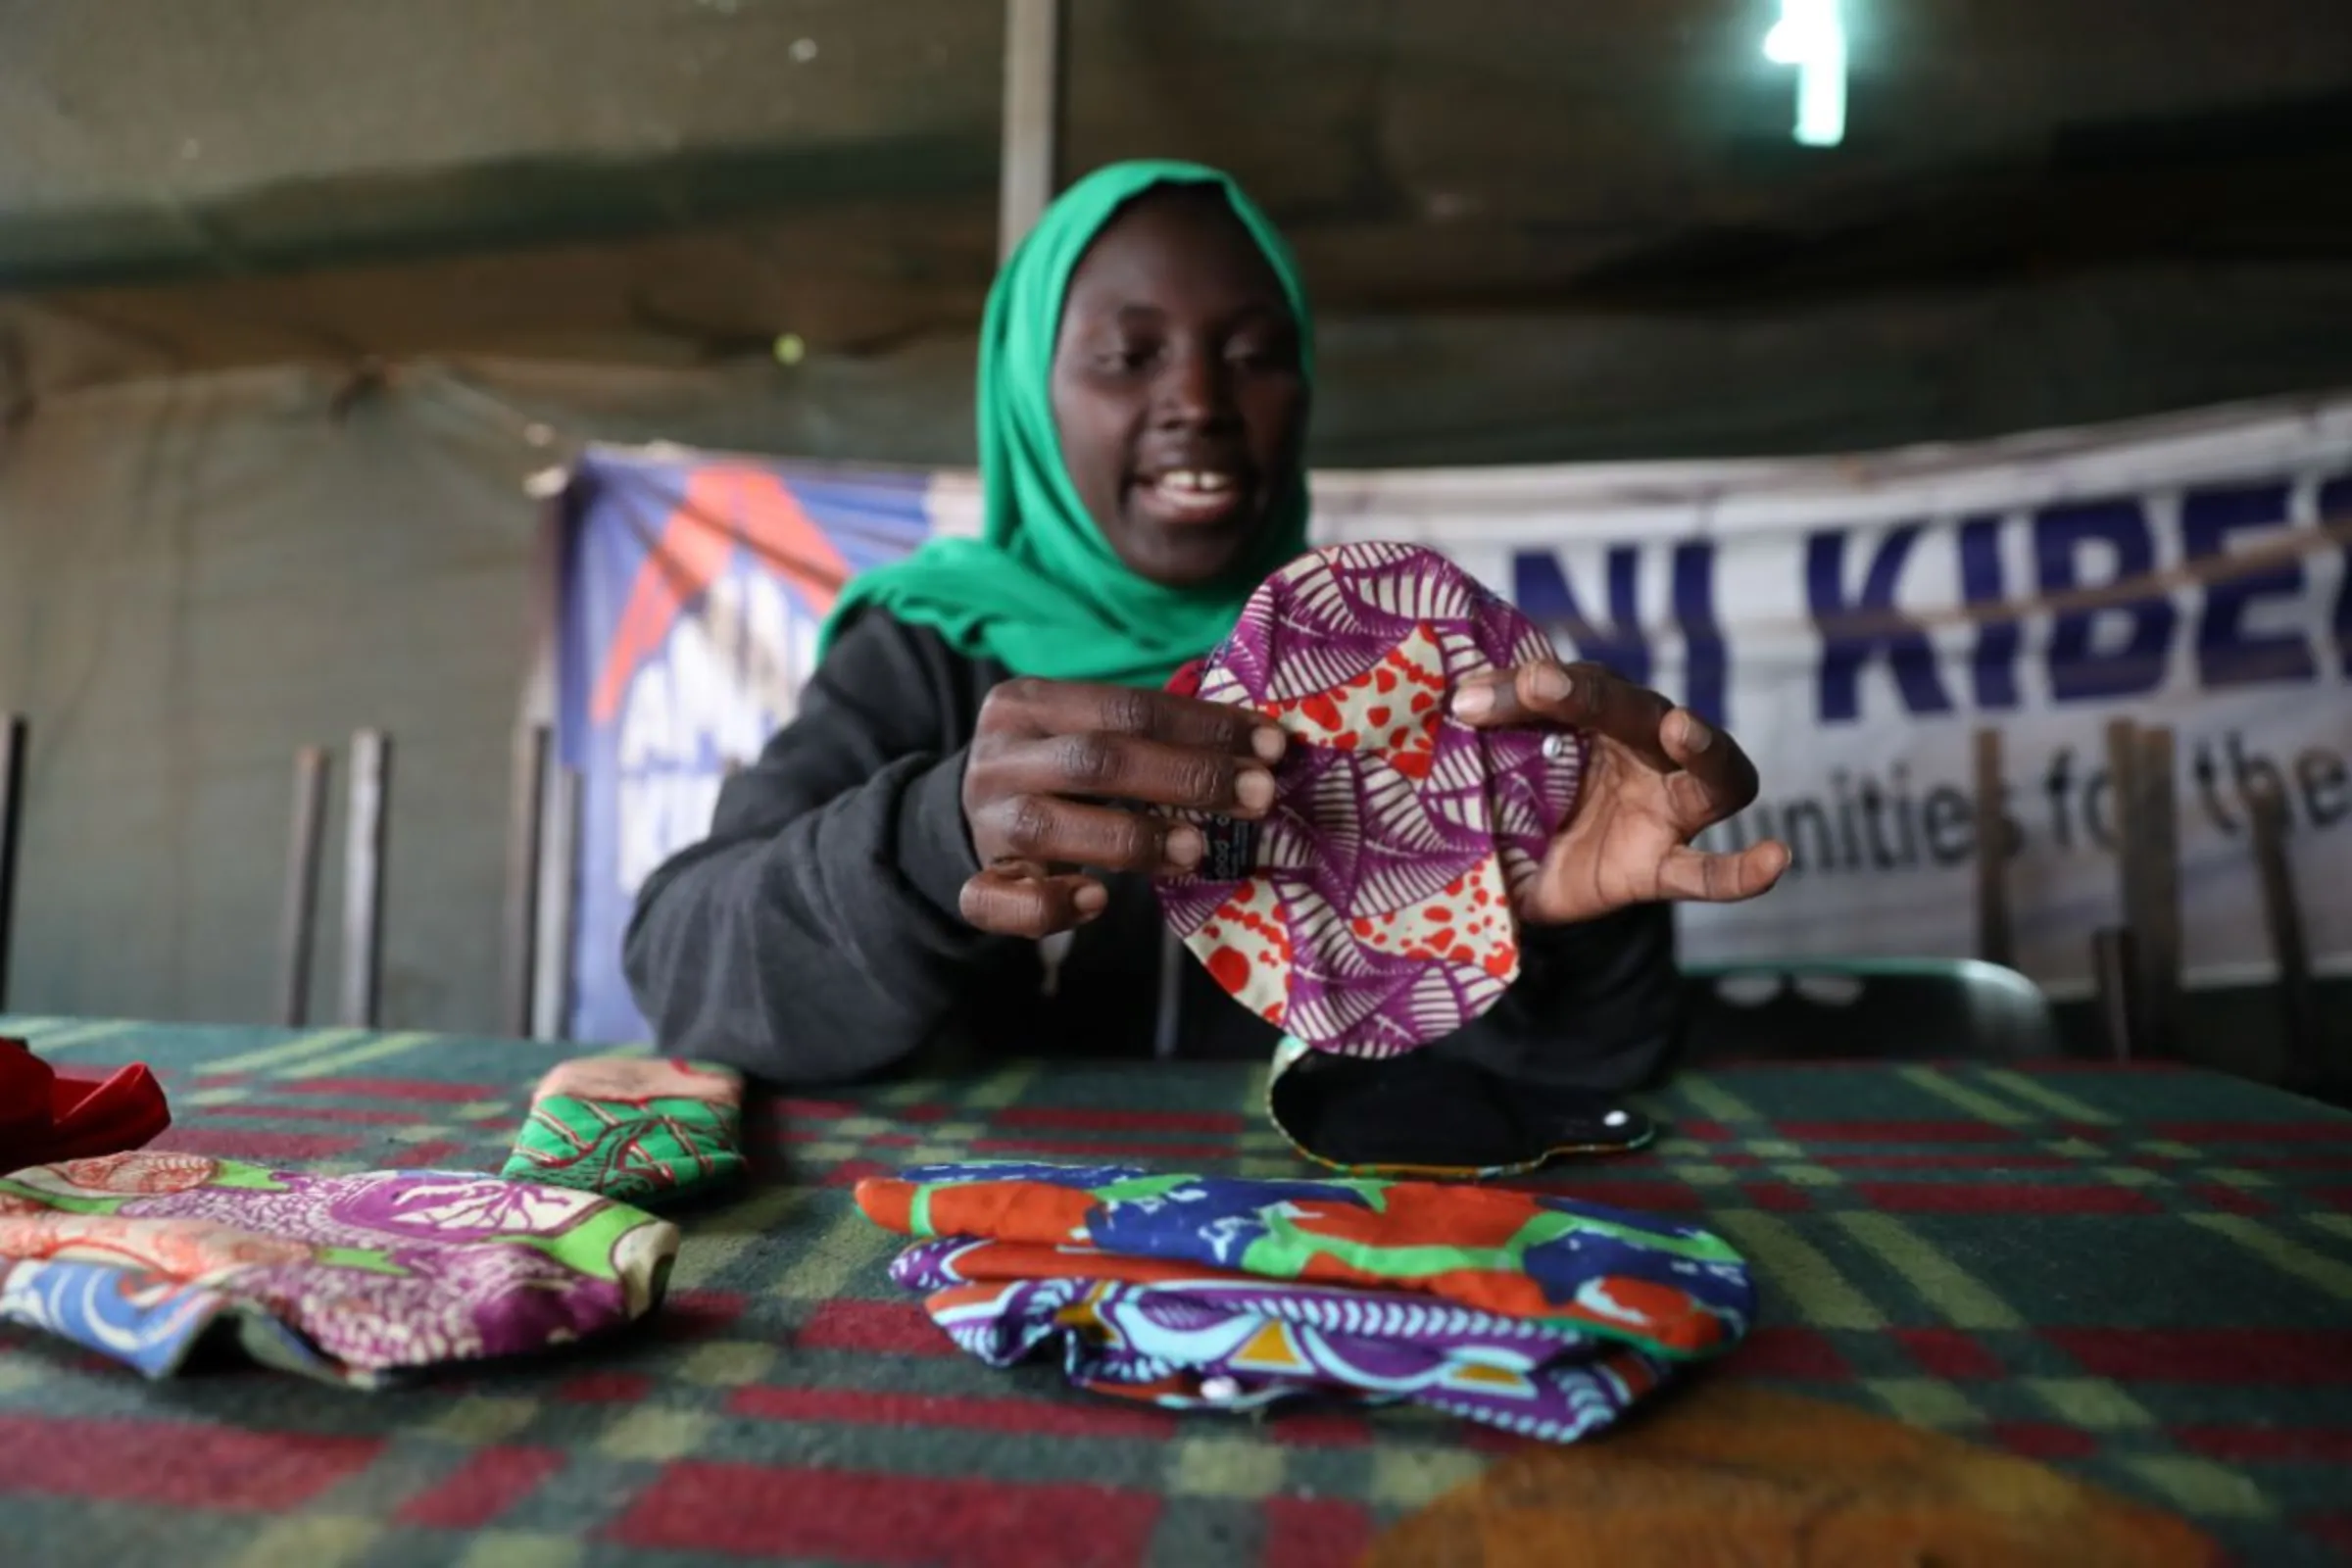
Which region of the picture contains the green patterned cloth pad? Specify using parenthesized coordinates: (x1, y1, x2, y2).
(500, 1056, 746, 1206)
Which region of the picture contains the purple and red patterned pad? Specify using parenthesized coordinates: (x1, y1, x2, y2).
(1157, 541, 1587, 1059)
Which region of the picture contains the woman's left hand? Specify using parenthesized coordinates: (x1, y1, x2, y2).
(1452, 660, 1790, 925)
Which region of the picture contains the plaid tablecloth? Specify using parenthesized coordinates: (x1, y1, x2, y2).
(2, 1014, 2348, 1567)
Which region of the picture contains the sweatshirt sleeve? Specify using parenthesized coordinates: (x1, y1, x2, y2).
(1433, 903, 1686, 1092)
(1427, 736, 1688, 1092)
(621, 611, 1017, 1084)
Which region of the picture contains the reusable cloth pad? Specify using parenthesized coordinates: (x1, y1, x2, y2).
(857, 1160, 1754, 1442)
(501, 1055, 746, 1206)
(1157, 541, 1629, 1177)
(0, 1036, 172, 1173)
(1156, 540, 1586, 1057)
(0, 1152, 678, 1386)
(1261, 1040, 1658, 1181)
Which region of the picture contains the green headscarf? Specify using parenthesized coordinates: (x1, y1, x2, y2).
(819, 159, 1315, 688)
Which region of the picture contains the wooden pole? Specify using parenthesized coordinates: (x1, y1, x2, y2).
(999, 0, 1066, 263)
(2123, 724, 2181, 1057)
(2103, 717, 2140, 897)
(2102, 718, 2159, 1054)
(340, 729, 391, 1029)
(1972, 727, 2011, 967)
(501, 722, 552, 1038)
(2246, 777, 2317, 1090)
(275, 746, 331, 1027)
(2090, 926, 2138, 1061)
(530, 765, 582, 1042)
(0, 714, 24, 1014)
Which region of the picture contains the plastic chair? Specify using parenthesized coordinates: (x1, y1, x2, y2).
(1679, 956, 2066, 1062)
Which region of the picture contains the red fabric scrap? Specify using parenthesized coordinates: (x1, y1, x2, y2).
(0, 1036, 172, 1174)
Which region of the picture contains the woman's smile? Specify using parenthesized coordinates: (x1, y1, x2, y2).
(1130, 466, 1254, 528)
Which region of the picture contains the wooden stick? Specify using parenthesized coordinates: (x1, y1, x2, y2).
(275, 747, 331, 1027)
(531, 765, 583, 1042)
(2127, 724, 2182, 1057)
(2103, 716, 2140, 886)
(2102, 718, 2158, 1054)
(1972, 727, 2011, 966)
(2246, 777, 2318, 1090)
(556, 764, 582, 1040)
(501, 723, 552, 1039)
(2090, 925, 2137, 1061)
(0, 714, 24, 1013)
(340, 730, 391, 1029)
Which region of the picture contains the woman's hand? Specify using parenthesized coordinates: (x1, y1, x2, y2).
(958, 678, 1287, 937)
(1452, 660, 1789, 925)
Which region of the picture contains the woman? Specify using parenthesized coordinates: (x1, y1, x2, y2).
(624, 160, 1788, 1097)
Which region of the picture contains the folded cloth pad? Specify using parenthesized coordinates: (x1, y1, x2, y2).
(1156, 541, 1587, 1058)
(857, 1161, 1754, 1442)
(501, 1055, 746, 1206)
(0, 1036, 172, 1174)
(0, 1152, 678, 1386)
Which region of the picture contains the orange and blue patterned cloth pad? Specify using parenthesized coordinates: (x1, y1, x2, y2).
(856, 1160, 1754, 1442)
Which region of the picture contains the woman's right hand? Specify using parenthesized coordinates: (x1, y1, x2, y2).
(957, 678, 1287, 938)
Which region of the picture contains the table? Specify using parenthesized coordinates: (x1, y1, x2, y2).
(3, 1015, 2349, 1566)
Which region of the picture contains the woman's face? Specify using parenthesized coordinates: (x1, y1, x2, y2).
(1050, 188, 1307, 589)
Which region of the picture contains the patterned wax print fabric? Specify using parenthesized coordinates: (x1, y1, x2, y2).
(0, 1036, 172, 1173)
(0, 1152, 679, 1387)
(1155, 541, 1587, 1059)
(857, 1161, 1753, 1442)
(501, 1055, 746, 1205)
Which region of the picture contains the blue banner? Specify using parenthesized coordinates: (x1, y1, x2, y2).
(557, 449, 939, 1042)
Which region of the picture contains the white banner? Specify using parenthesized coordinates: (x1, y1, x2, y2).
(1301, 394, 2352, 992)
(633, 392, 2349, 1007)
